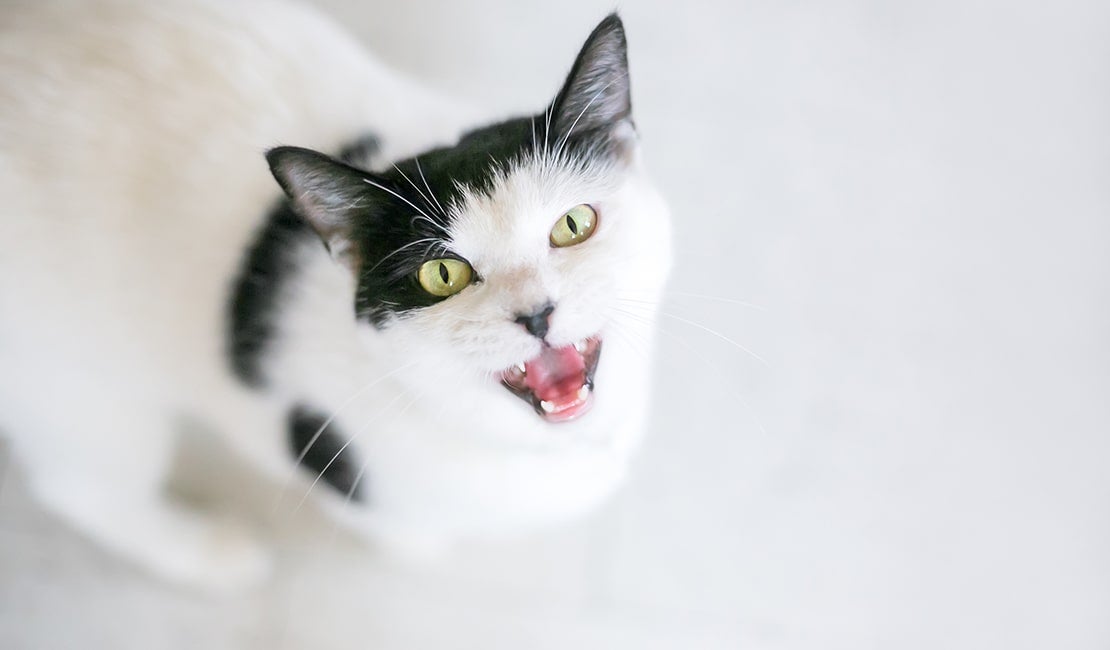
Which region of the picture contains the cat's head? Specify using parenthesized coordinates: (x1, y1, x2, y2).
(267, 14, 669, 424)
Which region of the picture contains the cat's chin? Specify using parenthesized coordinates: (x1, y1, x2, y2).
(499, 337, 602, 423)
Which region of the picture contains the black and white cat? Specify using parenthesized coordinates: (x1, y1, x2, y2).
(0, 0, 670, 588)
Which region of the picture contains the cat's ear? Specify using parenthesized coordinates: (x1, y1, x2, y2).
(549, 13, 634, 153)
(266, 146, 376, 269)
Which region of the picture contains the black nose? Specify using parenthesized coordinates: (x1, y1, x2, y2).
(514, 302, 555, 339)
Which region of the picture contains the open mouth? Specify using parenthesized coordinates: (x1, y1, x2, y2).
(500, 336, 602, 423)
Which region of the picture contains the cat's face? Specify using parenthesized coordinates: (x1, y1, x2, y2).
(269, 15, 669, 424)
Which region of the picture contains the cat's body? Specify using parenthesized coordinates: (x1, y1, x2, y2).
(0, 0, 669, 588)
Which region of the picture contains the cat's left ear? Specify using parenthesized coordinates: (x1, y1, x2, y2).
(549, 13, 635, 156)
(266, 146, 376, 270)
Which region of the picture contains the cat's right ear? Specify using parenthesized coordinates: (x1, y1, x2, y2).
(266, 146, 376, 270)
(547, 14, 634, 157)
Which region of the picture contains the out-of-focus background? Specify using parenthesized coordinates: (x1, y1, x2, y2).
(2, 0, 1108, 648)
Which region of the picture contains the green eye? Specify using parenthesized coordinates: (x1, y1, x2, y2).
(549, 204, 598, 248)
(417, 258, 473, 297)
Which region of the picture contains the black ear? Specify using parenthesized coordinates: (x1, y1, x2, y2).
(549, 13, 633, 150)
(266, 146, 378, 268)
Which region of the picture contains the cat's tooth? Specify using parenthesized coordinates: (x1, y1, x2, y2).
(574, 339, 587, 353)
(516, 362, 527, 374)
(540, 400, 556, 413)
(577, 385, 590, 400)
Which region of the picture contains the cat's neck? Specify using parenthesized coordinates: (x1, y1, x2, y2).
(228, 200, 370, 394)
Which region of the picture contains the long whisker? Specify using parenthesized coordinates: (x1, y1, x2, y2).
(363, 237, 444, 276)
(615, 300, 770, 368)
(603, 315, 653, 362)
(530, 115, 538, 156)
(362, 177, 434, 222)
(271, 360, 419, 514)
(620, 289, 768, 311)
(667, 291, 767, 311)
(414, 158, 447, 216)
(293, 389, 409, 513)
(392, 163, 439, 217)
(542, 101, 553, 161)
(609, 307, 769, 436)
(410, 213, 448, 236)
(327, 387, 427, 545)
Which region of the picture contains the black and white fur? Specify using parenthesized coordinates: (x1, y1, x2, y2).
(0, 0, 670, 589)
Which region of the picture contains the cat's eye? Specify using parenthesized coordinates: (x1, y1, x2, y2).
(417, 258, 473, 297)
(549, 204, 598, 248)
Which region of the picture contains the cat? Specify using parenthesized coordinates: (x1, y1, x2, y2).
(0, 0, 670, 590)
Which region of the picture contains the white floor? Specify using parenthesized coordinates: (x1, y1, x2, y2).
(3, 0, 1109, 648)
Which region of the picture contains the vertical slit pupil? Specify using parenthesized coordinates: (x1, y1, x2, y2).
(438, 262, 450, 284)
(566, 214, 578, 235)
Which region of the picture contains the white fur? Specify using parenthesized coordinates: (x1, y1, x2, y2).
(0, 0, 670, 588)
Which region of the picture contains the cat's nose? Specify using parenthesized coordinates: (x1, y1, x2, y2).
(514, 302, 555, 339)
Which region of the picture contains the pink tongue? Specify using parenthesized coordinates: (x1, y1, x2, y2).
(523, 344, 586, 403)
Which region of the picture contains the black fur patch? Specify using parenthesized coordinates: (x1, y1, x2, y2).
(244, 14, 633, 364)
(229, 135, 385, 386)
(227, 200, 314, 387)
(351, 116, 542, 325)
(288, 405, 366, 502)
(266, 111, 622, 328)
(263, 16, 633, 329)
(262, 126, 545, 329)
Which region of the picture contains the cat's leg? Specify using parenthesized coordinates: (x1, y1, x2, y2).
(16, 399, 270, 591)
(199, 386, 301, 485)
(201, 386, 449, 561)
(199, 387, 372, 528)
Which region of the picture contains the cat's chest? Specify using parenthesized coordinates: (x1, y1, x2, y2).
(307, 389, 629, 533)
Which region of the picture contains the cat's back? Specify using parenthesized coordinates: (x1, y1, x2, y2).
(0, 0, 392, 233)
(0, 0, 461, 398)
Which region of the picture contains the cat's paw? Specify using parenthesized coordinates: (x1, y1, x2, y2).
(149, 519, 273, 593)
(192, 521, 274, 592)
(31, 480, 275, 594)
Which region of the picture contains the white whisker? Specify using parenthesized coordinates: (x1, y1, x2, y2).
(410, 213, 447, 235)
(614, 300, 770, 368)
(332, 388, 426, 535)
(364, 237, 444, 276)
(604, 316, 653, 361)
(542, 101, 553, 161)
(609, 307, 769, 436)
(293, 389, 409, 513)
(271, 361, 419, 515)
(363, 177, 434, 222)
(392, 163, 439, 217)
(621, 289, 767, 311)
(414, 158, 447, 216)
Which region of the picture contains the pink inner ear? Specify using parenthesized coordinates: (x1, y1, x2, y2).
(523, 343, 587, 403)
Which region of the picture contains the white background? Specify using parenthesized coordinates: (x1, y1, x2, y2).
(2, 0, 1108, 648)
